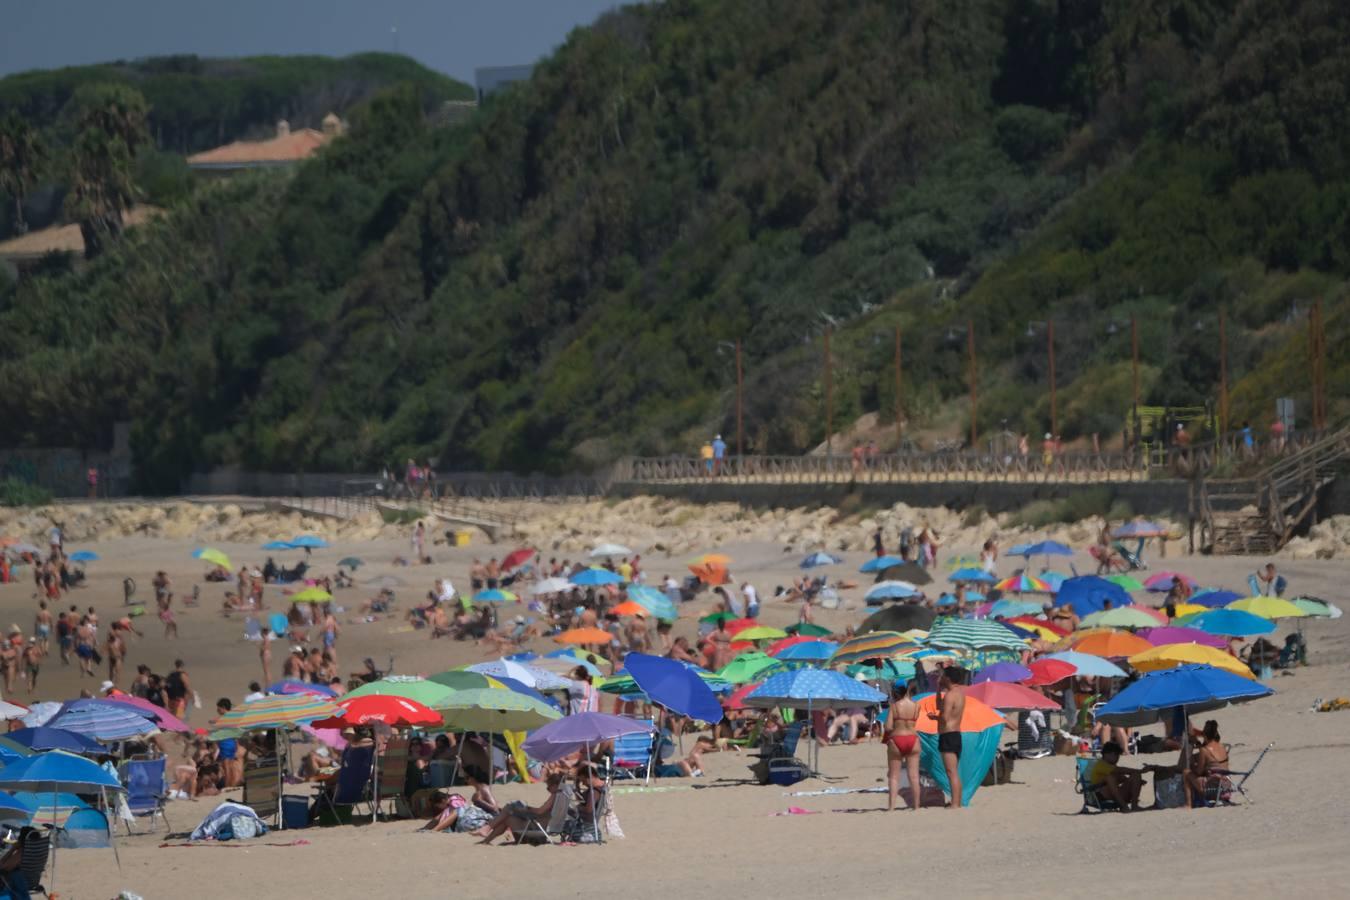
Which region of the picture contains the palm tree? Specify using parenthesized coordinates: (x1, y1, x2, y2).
(62, 84, 150, 259)
(0, 111, 46, 235)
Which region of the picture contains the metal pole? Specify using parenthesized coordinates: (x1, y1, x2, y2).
(894, 326, 903, 450)
(1048, 319, 1057, 439)
(1218, 309, 1228, 435)
(735, 338, 744, 458)
(967, 319, 978, 449)
(824, 327, 833, 460)
(1131, 314, 1140, 458)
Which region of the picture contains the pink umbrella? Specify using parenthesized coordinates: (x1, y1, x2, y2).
(1126, 604, 1169, 624)
(105, 695, 190, 732)
(966, 681, 1061, 711)
(1144, 571, 1198, 592)
(1136, 626, 1227, 649)
(301, 723, 348, 750)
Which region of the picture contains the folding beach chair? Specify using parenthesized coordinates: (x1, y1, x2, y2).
(1074, 756, 1118, 813)
(6, 827, 51, 898)
(1111, 541, 1145, 570)
(374, 737, 410, 821)
(243, 756, 282, 826)
(514, 784, 577, 846)
(606, 720, 656, 783)
(1203, 742, 1274, 806)
(1089, 545, 1127, 574)
(119, 757, 170, 834)
(312, 744, 375, 825)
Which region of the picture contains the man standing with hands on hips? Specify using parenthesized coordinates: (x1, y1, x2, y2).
(931, 666, 967, 809)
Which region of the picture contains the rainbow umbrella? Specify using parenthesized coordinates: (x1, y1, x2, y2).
(211, 693, 339, 732)
(994, 574, 1052, 594)
(828, 631, 919, 666)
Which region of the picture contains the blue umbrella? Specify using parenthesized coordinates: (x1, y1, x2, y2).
(1174, 609, 1275, 637)
(1043, 651, 1127, 679)
(0, 791, 33, 824)
(800, 551, 842, 569)
(1113, 521, 1166, 538)
(1095, 664, 1272, 727)
(865, 581, 919, 602)
(1038, 571, 1068, 591)
(67, 550, 99, 563)
(473, 589, 517, 603)
(1057, 576, 1130, 618)
(1189, 589, 1242, 609)
(5, 727, 104, 754)
(262, 541, 295, 551)
(627, 585, 678, 620)
(772, 641, 839, 662)
(290, 535, 329, 549)
(936, 593, 958, 607)
(570, 568, 624, 587)
(744, 668, 886, 709)
(47, 701, 159, 741)
(621, 653, 724, 723)
(948, 567, 996, 583)
(0, 749, 123, 791)
(1019, 540, 1073, 558)
(988, 598, 1043, 618)
(860, 556, 905, 573)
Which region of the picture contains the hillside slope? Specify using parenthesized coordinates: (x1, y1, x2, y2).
(1, 0, 1347, 490)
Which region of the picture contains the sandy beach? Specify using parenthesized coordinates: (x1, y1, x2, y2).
(2, 502, 1349, 899)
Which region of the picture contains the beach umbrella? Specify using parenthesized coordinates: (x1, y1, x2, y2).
(1056, 576, 1131, 618)
(623, 653, 725, 723)
(473, 588, 518, 604)
(1113, 521, 1167, 538)
(876, 562, 933, 586)
(1070, 631, 1154, 659)
(268, 679, 338, 698)
(312, 695, 443, 729)
(0, 700, 29, 721)
(590, 543, 633, 558)
(1042, 651, 1127, 679)
(948, 567, 997, 584)
(1007, 618, 1068, 641)
(288, 586, 332, 604)
(699, 611, 735, 625)
(927, 618, 1026, 652)
(0, 791, 33, 826)
(966, 681, 1061, 711)
(0, 749, 122, 792)
(1144, 571, 1198, 592)
(724, 682, 765, 711)
(290, 535, 329, 549)
(570, 568, 624, 587)
(194, 547, 231, 569)
(1168, 602, 1209, 618)
(600, 664, 731, 700)
(1101, 574, 1145, 592)
(67, 550, 98, 563)
(786, 622, 834, 638)
(865, 580, 920, 602)
(521, 713, 654, 763)
(5, 727, 103, 754)
(972, 662, 1032, 683)
(772, 641, 839, 662)
(1127, 644, 1256, 680)
(501, 548, 535, 570)
(441, 689, 562, 733)
(1078, 607, 1162, 630)
(717, 652, 780, 685)
(610, 600, 648, 617)
(466, 659, 573, 691)
(1127, 604, 1170, 624)
(1172, 609, 1275, 637)
(46, 702, 157, 742)
(845, 658, 916, 683)
(627, 585, 678, 620)
(554, 626, 616, 646)
(96, 696, 189, 732)
(858, 604, 936, 635)
(800, 551, 842, 569)
(1025, 658, 1076, 686)
(262, 541, 295, 551)
(531, 577, 573, 596)
(20, 702, 61, 728)
(1290, 596, 1341, 618)
(766, 635, 824, 655)
(1188, 589, 1242, 608)
(1018, 541, 1074, 566)
(690, 552, 732, 566)
(688, 561, 730, 585)
(829, 631, 918, 666)
(347, 676, 457, 707)
(1095, 664, 1271, 728)
(1136, 626, 1227, 649)
(913, 693, 1006, 806)
(338, 556, 364, 569)
(861, 555, 905, 573)
(994, 574, 1052, 594)
(1226, 596, 1309, 620)
(363, 574, 406, 589)
(214, 693, 339, 732)
(733, 626, 788, 642)
(1038, 571, 1069, 591)
(745, 668, 885, 710)
(988, 598, 1044, 618)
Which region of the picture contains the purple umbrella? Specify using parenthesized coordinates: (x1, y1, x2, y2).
(1136, 626, 1227, 649)
(521, 712, 654, 763)
(973, 662, 1033, 684)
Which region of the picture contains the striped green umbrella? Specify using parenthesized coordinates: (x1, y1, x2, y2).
(211, 693, 339, 732)
(344, 676, 457, 708)
(926, 618, 1027, 652)
(1103, 574, 1146, 592)
(438, 689, 561, 732)
(828, 631, 919, 666)
(627, 585, 679, 620)
(1291, 596, 1340, 618)
(845, 658, 916, 682)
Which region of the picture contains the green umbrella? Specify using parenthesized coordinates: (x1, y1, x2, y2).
(699, 611, 735, 625)
(1290, 597, 1337, 618)
(438, 689, 560, 732)
(716, 652, 779, 685)
(845, 658, 916, 682)
(785, 623, 834, 638)
(428, 671, 500, 691)
(338, 557, 364, 569)
(1103, 574, 1146, 592)
(344, 676, 456, 708)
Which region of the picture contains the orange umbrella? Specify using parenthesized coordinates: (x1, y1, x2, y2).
(915, 693, 1007, 734)
(1071, 631, 1153, 659)
(610, 600, 648, 617)
(691, 553, 732, 566)
(554, 627, 615, 645)
(0, 537, 17, 547)
(689, 562, 730, 585)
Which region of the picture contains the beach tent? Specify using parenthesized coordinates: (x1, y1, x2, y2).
(914, 693, 1004, 807)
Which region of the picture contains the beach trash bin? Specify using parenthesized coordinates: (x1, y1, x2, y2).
(282, 794, 310, 829)
(454, 530, 472, 546)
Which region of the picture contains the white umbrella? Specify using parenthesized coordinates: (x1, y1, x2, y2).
(21, 702, 61, 728)
(0, 701, 29, 721)
(590, 543, 633, 557)
(531, 577, 573, 595)
(6, 543, 42, 557)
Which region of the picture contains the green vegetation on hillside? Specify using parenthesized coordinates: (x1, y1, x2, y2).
(1, 0, 1347, 492)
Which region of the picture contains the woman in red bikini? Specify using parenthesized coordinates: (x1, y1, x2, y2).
(885, 680, 922, 811)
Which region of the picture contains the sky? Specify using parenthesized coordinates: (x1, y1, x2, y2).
(0, 0, 626, 86)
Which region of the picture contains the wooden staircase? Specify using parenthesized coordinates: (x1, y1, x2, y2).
(1198, 425, 1350, 555)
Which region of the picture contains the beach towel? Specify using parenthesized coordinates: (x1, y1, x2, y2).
(190, 802, 268, 841)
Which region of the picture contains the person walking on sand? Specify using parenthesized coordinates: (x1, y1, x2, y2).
(23, 637, 43, 694)
(413, 521, 426, 563)
(165, 659, 192, 721)
(260, 628, 274, 685)
(106, 626, 126, 686)
(33, 602, 52, 654)
(75, 616, 96, 678)
(0, 637, 17, 695)
(885, 680, 922, 811)
(321, 607, 340, 666)
(930, 666, 967, 809)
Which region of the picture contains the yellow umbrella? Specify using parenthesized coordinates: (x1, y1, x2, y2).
(197, 547, 232, 569)
(1170, 602, 1208, 618)
(733, 626, 787, 642)
(1127, 643, 1256, 680)
(1226, 597, 1309, 620)
(290, 587, 333, 603)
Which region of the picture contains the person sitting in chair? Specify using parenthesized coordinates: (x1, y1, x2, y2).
(1089, 741, 1145, 812)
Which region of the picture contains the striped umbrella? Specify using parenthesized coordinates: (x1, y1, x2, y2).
(994, 574, 1053, 594)
(627, 585, 679, 620)
(926, 618, 1027, 651)
(47, 701, 158, 742)
(213, 693, 339, 732)
(828, 631, 920, 666)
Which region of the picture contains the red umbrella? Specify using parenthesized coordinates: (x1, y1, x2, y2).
(502, 548, 534, 571)
(311, 695, 443, 729)
(725, 682, 764, 711)
(966, 681, 1061, 711)
(1025, 658, 1076, 686)
(724, 618, 758, 636)
(1008, 616, 1069, 638)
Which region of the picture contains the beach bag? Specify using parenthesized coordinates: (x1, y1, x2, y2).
(225, 814, 263, 840)
(767, 758, 810, 787)
(1154, 775, 1185, 809)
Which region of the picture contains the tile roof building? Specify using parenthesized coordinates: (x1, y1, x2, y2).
(186, 115, 342, 173)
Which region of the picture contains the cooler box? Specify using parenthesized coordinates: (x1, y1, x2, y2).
(767, 759, 809, 786)
(281, 794, 311, 829)
(453, 530, 472, 546)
